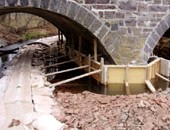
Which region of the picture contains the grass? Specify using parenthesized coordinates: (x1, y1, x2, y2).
(21, 31, 48, 40)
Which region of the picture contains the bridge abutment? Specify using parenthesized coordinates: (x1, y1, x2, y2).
(0, 0, 170, 64)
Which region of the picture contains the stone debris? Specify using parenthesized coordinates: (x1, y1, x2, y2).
(53, 89, 170, 130)
(8, 119, 21, 128)
(22, 113, 65, 130)
(32, 114, 65, 130)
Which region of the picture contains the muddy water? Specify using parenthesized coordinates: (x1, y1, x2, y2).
(105, 78, 170, 95)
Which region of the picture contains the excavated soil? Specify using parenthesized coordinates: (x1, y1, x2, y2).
(53, 89, 170, 130)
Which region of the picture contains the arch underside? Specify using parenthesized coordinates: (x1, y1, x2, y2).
(142, 14, 170, 61)
(0, 5, 115, 64)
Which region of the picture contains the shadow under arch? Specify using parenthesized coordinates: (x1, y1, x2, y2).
(0, 6, 115, 63)
(142, 13, 170, 62)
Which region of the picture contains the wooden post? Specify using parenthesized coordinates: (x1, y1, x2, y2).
(145, 80, 156, 92)
(94, 38, 97, 62)
(88, 55, 91, 72)
(58, 30, 61, 42)
(100, 57, 104, 84)
(78, 35, 82, 65)
(125, 65, 130, 96)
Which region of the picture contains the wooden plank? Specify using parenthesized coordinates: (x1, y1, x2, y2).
(45, 65, 89, 76)
(49, 69, 102, 87)
(128, 67, 146, 83)
(145, 80, 156, 93)
(125, 82, 130, 96)
(125, 65, 130, 95)
(108, 67, 125, 83)
(94, 38, 97, 62)
(155, 73, 170, 82)
(147, 58, 160, 67)
(44, 54, 69, 62)
(43, 59, 77, 69)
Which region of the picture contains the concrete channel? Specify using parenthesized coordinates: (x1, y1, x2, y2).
(0, 36, 65, 130)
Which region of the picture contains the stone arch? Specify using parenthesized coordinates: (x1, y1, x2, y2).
(141, 13, 170, 62)
(0, 0, 116, 63)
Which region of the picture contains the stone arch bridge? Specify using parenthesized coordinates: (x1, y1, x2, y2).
(0, 0, 170, 64)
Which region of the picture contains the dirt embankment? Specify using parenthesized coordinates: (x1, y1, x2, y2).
(0, 24, 57, 45)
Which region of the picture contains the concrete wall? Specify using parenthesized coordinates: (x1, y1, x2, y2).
(0, 0, 170, 64)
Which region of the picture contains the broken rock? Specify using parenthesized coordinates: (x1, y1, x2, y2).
(32, 114, 65, 130)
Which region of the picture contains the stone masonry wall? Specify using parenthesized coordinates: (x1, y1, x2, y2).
(0, 0, 170, 64)
(72, 0, 170, 64)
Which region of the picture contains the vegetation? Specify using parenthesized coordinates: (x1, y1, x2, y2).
(0, 13, 57, 44)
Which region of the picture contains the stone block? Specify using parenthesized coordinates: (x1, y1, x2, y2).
(119, 0, 137, 11)
(40, 0, 50, 9)
(144, 44, 150, 54)
(150, 30, 160, 43)
(110, 0, 116, 4)
(148, 5, 168, 12)
(0, 0, 5, 6)
(75, 7, 88, 24)
(125, 18, 136, 26)
(67, 2, 80, 19)
(49, 0, 61, 12)
(93, 5, 116, 10)
(163, 0, 170, 5)
(6, 0, 18, 6)
(137, 2, 148, 13)
(160, 20, 169, 33)
(20, 0, 28, 6)
(111, 23, 119, 31)
(155, 23, 165, 37)
(96, 25, 109, 40)
(84, 0, 96, 4)
(30, 0, 40, 7)
(154, 0, 162, 4)
(96, 0, 110, 4)
(83, 13, 96, 28)
(147, 37, 156, 48)
(102, 32, 118, 46)
(58, 0, 70, 16)
(89, 19, 102, 34)
(165, 15, 170, 27)
(104, 11, 125, 19)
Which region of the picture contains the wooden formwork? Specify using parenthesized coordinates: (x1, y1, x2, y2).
(70, 50, 169, 93)
(44, 40, 169, 92)
(102, 58, 170, 93)
(73, 50, 102, 83)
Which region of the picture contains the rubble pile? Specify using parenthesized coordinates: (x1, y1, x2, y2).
(54, 90, 170, 130)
